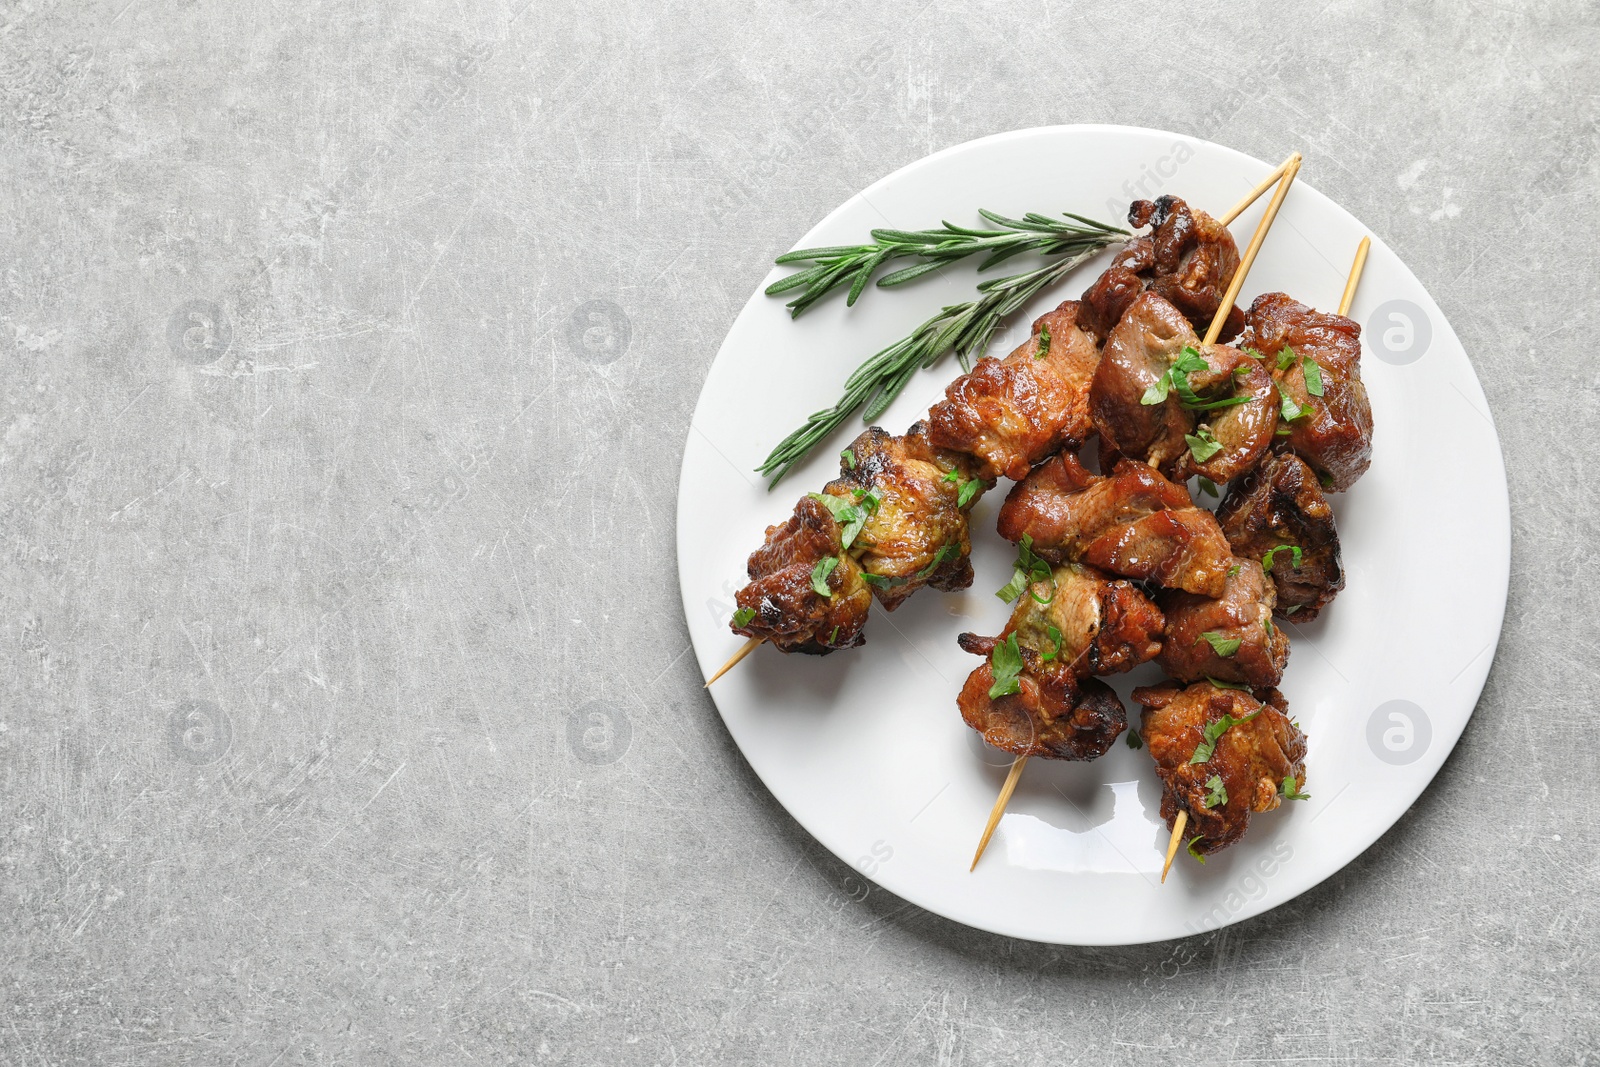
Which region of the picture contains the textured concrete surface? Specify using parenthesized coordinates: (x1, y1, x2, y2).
(1, 0, 1595, 1063)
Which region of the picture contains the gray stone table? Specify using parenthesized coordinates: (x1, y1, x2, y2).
(2, 1, 1594, 1062)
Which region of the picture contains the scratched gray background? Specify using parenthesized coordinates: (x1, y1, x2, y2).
(1, 0, 1594, 1063)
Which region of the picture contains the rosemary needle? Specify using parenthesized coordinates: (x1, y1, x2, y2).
(766, 210, 1125, 318)
(757, 244, 1111, 487)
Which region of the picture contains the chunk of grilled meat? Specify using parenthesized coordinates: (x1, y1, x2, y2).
(732, 494, 873, 654)
(963, 562, 1165, 678)
(824, 422, 991, 610)
(1240, 292, 1373, 492)
(1156, 559, 1290, 688)
(1216, 451, 1345, 622)
(926, 300, 1102, 481)
(1136, 681, 1307, 855)
(957, 665, 1127, 761)
(1088, 291, 1196, 472)
(1078, 196, 1244, 343)
(1169, 346, 1278, 484)
(1089, 291, 1274, 481)
(997, 451, 1234, 597)
(954, 563, 1161, 761)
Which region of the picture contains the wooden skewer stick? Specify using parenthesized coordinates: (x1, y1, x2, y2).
(1202, 154, 1302, 346)
(971, 157, 1305, 873)
(1338, 236, 1371, 317)
(1217, 152, 1301, 226)
(704, 635, 764, 688)
(1161, 810, 1189, 882)
(970, 755, 1028, 871)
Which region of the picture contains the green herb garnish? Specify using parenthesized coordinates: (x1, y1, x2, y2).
(732, 607, 757, 627)
(1280, 391, 1313, 423)
(1186, 835, 1207, 863)
(1281, 775, 1310, 801)
(996, 534, 1053, 604)
(1261, 544, 1303, 571)
(1126, 730, 1143, 749)
(840, 448, 856, 470)
(916, 543, 959, 579)
(811, 556, 839, 597)
(1301, 354, 1324, 396)
(1040, 624, 1063, 662)
(1188, 709, 1261, 764)
(767, 210, 1127, 318)
(809, 492, 867, 551)
(1202, 775, 1228, 809)
(1227, 563, 1241, 578)
(958, 479, 981, 508)
(1036, 325, 1051, 358)
(988, 633, 1024, 699)
(853, 487, 882, 513)
(1198, 477, 1219, 498)
(1199, 631, 1242, 658)
(1276, 345, 1297, 371)
(828, 624, 840, 645)
(1206, 676, 1252, 691)
(1185, 426, 1223, 463)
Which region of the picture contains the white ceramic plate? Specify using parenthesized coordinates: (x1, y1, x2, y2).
(677, 126, 1508, 946)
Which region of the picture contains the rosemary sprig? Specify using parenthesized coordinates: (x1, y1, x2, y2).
(757, 246, 1108, 487)
(766, 211, 1126, 318)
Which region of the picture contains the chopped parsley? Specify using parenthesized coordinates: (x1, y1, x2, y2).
(1206, 676, 1252, 691)
(1227, 563, 1241, 578)
(1317, 469, 1335, 490)
(1202, 774, 1228, 809)
(732, 607, 756, 627)
(811, 556, 839, 597)
(1126, 730, 1143, 749)
(1036, 325, 1051, 358)
(1185, 426, 1223, 463)
(828, 624, 840, 645)
(1188, 708, 1261, 764)
(996, 534, 1054, 604)
(1198, 477, 1220, 498)
(840, 448, 856, 470)
(1244, 347, 1266, 361)
(958, 478, 981, 508)
(1280, 390, 1313, 423)
(1263, 617, 1275, 638)
(1199, 631, 1242, 657)
(853, 487, 882, 513)
(809, 492, 867, 550)
(1276, 345, 1297, 371)
(1040, 623, 1063, 662)
(1281, 774, 1311, 801)
(1149, 346, 1253, 412)
(1261, 544, 1303, 571)
(916, 543, 960, 579)
(987, 634, 1024, 699)
(1302, 354, 1325, 396)
(861, 572, 905, 590)
(1186, 835, 1207, 863)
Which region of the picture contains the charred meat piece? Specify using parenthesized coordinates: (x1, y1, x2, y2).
(957, 663, 1126, 761)
(1078, 196, 1244, 342)
(1136, 681, 1308, 855)
(997, 451, 1234, 597)
(1156, 559, 1290, 688)
(732, 494, 873, 654)
(1090, 291, 1274, 481)
(1240, 292, 1373, 492)
(965, 561, 1164, 678)
(1216, 451, 1345, 622)
(1169, 346, 1278, 484)
(926, 300, 1103, 481)
(824, 422, 991, 610)
(954, 562, 1161, 760)
(1088, 291, 1197, 472)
